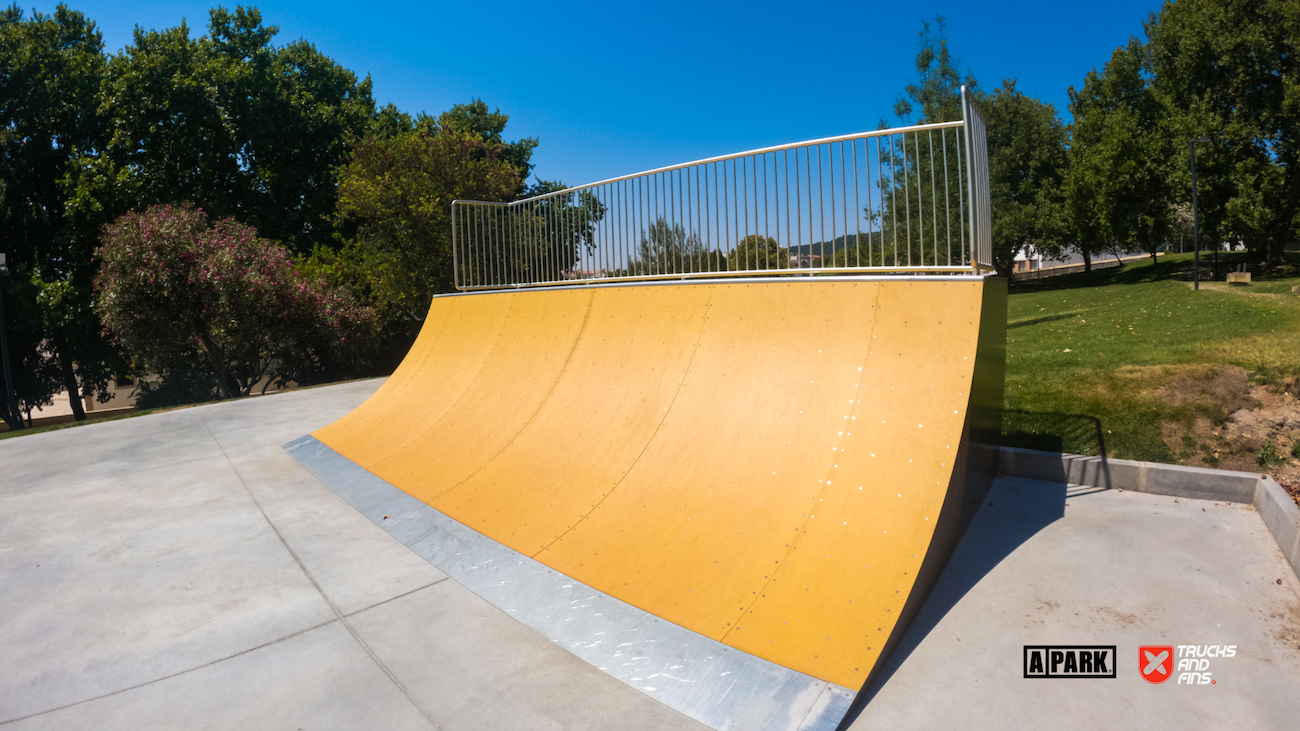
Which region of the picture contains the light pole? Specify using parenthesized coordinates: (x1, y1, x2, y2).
(1190, 136, 1210, 290)
(0, 253, 18, 429)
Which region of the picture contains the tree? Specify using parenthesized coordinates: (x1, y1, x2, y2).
(623, 218, 714, 276)
(0, 4, 122, 428)
(440, 99, 538, 196)
(1065, 38, 1170, 271)
(892, 15, 977, 125)
(331, 125, 522, 321)
(94, 203, 374, 401)
(729, 234, 786, 271)
(983, 79, 1069, 277)
(1146, 0, 1300, 266)
(889, 20, 1070, 279)
(517, 179, 607, 281)
(94, 6, 375, 254)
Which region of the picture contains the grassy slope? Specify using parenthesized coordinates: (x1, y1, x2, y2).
(1004, 251, 1300, 462)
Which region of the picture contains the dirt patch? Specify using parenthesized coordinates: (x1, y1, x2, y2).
(1159, 367, 1300, 505)
(1157, 365, 1254, 414)
(1270, 598, 1300, 653)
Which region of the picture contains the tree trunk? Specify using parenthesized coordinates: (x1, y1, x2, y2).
(55, 340, 87, 421)
(197, 333, 238, 400)
(1083, 249, 1092, 273)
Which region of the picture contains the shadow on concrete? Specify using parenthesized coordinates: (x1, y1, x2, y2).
(835, 457, 1072, 729)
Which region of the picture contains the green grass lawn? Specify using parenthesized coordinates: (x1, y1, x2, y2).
(1004, 251, 1300, 463)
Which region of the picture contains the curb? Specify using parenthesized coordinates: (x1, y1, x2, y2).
(998, 446, 1300, 581)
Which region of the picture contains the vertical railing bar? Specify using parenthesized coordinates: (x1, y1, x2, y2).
(817, 143, 825, 271)
(568, 189, 576, 280)
(544, 196, 553, 281)
(680, 168, 688, 273)
(784, 149, 791, 270)
(853, 139, 861, 268)
(477, 204, 485, 286)
(805, 145, 812, 270)
(840, 140, 848, 268)
(915, 131, 924, 266)
(888, 135, 897, 267)
(482, 205, 489, 287)
(760, 154, 766, 268)
(929, 129, 938, 266)
(652, 172, 660, 275)
(903, 132, 911, 267)
(740, 157, 749, 270)
(828, 142, 836, 270)
(695, 165, 702, 272)
(497, 205, 504, 286)
(943, 127, 952, 266)
(728, 158, 735, 271)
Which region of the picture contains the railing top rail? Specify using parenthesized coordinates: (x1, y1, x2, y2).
(455, 119, 966, 207)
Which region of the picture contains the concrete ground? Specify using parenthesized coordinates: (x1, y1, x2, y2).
(1, 379, 1297, 730)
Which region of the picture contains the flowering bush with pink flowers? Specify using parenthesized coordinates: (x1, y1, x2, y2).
(94, 203, 375, 399)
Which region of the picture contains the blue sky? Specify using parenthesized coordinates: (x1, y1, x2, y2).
(32, 1, 1164, 188)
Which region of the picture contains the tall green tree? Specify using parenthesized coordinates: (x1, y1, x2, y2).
(1146, 0, 1300, 265)
(0, 4, 122, 428)
(983, 79, 1069, 278)
(330, 125, 522, 321)
(93, 6, 376, 254)
(1065, 38, 1170, 271)
(892, 15, 977, 125)
(887, 18, 1066, 278)
(440, 99, 538, 196)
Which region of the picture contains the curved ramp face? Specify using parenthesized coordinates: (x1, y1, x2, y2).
(309, 277, 1004, 715)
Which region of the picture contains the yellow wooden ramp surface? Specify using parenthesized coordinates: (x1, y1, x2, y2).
(314, 278, 999, 690)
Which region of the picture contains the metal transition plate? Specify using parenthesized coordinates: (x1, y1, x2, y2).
(284, 435, 855, 731)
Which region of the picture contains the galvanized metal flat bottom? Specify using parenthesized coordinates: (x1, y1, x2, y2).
(283, 434, 855, 731)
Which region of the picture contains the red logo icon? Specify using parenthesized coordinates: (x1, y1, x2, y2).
(1140, 645, 1174, 684)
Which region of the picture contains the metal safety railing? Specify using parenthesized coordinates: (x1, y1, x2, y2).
(452, 87, 991, 291)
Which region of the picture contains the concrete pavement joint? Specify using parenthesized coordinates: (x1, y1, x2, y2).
(342, 579, 450, 619)
(208, 418, 445, 731)
(0, 618, 339, 726)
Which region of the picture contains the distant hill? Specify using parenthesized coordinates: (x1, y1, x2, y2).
(789, 233, 875, 257)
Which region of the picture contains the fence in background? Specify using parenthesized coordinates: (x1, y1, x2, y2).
(452, 87, 991, 291)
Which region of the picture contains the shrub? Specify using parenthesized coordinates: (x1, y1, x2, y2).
(95, 203, 375, 400)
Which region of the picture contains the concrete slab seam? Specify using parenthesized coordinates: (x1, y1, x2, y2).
(208, 419, 445, 731)
(0, 618, 339, 726)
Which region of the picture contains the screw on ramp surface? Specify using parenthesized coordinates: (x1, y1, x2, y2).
(312, 277, 1004, 698)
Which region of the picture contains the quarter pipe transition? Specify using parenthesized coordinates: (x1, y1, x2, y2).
(291, 275, 1005, 728)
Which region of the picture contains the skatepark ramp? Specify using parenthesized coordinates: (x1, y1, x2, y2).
(287, 88, 1005, 731)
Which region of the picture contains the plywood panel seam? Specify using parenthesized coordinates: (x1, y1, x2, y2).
(721, 283, 882, 644)
(530, 285, 718, 559)
(372, 294, 519, 466)
(428, 291, 597, 502)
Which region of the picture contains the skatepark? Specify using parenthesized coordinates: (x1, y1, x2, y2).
(2, 89, 1299, 729)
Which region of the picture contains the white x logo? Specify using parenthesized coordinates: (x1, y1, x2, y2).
(1144, 649, 1170, 675)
